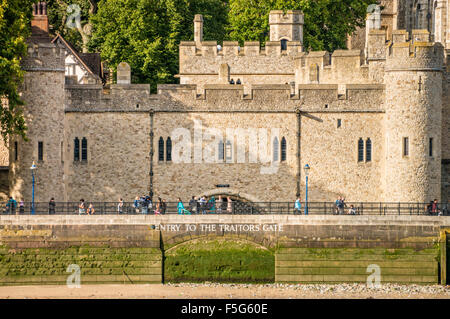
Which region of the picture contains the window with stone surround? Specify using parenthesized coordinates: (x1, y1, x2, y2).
(166, 137, 172, 162)
(158, 137, 164, 161)
(281, 39, 288, 51)
(273, 137, 279, 162)
(81, 137, 87, 161)
(281, 137, 287, 162)
(38, 141, 43, 161)
(403, 137, 409, 157)
(366, 138, 372, 162)
(358, 138, 364, 162)
(225, 140, 232, 162)
(14, 142, 18, 161)
(429, 137, 433, 157)
(74, 137, 80, 161)
(218, 140, 224, 161)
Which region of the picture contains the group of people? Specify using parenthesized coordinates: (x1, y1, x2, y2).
(4, 196, 56, 214)
(425, 199, 447, 216)
(133, 196, 167, 214)
(333, 197, 357, 215)
(178, 195, 234, 215)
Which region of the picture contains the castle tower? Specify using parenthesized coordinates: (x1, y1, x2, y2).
(269, 10, 304, 44)
(384, 31, 445, 202)
(9, 2, 66, 202)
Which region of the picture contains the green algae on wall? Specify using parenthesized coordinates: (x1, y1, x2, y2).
(276, 246, 440, 284)
(164, 239, 275, 283)
(0, 245, 162, 285)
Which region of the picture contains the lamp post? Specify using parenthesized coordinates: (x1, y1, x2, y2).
(30, 161, 37, 215)
(304, 164, 310, 215)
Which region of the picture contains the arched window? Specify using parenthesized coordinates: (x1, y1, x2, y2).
(281, 137, 287, 162)
(358, 138, 364, 162)
(158, 137, 164, 161)
(365, 138, 372, 162)
(218, 140, 224, 161)
(74, 137, 80, 161)
(166, 137, 172, 162)
(281, 39, 288, 51)
(273, 137, 279, 162)
(225, 140, 232, 162)
(81, 137, 88, 161)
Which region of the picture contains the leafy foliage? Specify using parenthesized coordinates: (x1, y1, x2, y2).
(89, 0, 228, 90)
(228, 0, 377, 51)
(0, 0, 33, 141)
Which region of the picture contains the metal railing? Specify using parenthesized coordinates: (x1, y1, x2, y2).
(0, 201, 449, 216)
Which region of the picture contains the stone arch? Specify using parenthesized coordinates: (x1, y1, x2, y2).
(165, 235, 273, 253)
(199, 188, 263, 203)
(162, 236, 276, 283)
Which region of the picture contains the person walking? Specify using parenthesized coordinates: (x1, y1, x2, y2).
(199, 196, 207, 215)
(216, 196, 223, 214)
(19, 200, 24, 214)
(78, 199, 86, 215)
(133, 196, 140, 213)
(118, 198, 124, 214)
(6, 197, 17, 215)
(189, 196, 197, 214)
(87, 203, 95, 215)
(207, 196, 216, 214)
(227, 197, 232, 214)
(161, 199, 167, 215)
(294, 197, 302, 215)
(48, 198, 56, 215)
(177, 198, 186, 215)
(141, 196, 148, 214)
(432, 199, 440, 215)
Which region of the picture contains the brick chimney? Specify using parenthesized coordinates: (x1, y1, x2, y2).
(31, 2, 49, 35)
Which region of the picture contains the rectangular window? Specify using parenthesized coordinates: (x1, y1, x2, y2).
(74, 137, 80, 161)
(429, 137, 433, 157)
(81, 137, 88, 161)
(337, 119, 341, 128)
(38, 141, 43, 161)
(403, 137, 409, 157)
(358, 138, 364, 162)
(14, 142, 18, 161)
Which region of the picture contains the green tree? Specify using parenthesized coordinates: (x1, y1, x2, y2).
(46, 0, 98, 53)
(89, 0, 228, 90)
(0, 0, 33, 141)
(227, 0, 377, 51)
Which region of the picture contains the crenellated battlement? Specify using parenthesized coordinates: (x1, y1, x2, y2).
(386, 29, 445, 71)
(21, 41, 65, 72)
(180, 40, 303, 58)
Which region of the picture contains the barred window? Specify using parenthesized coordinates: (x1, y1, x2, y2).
(81, 137, 88, 161)
(366, 138, 372, 162)
(38, 141, 43, 161)
(218, 140, 224, 161)
(358, 138, 364, 162)
(158, 137, 164, 161)
(166, 137, 172, 162)
(273, 137, 279, 162)
(74, 137, 80, 161)
(281, 137, 287, 162)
